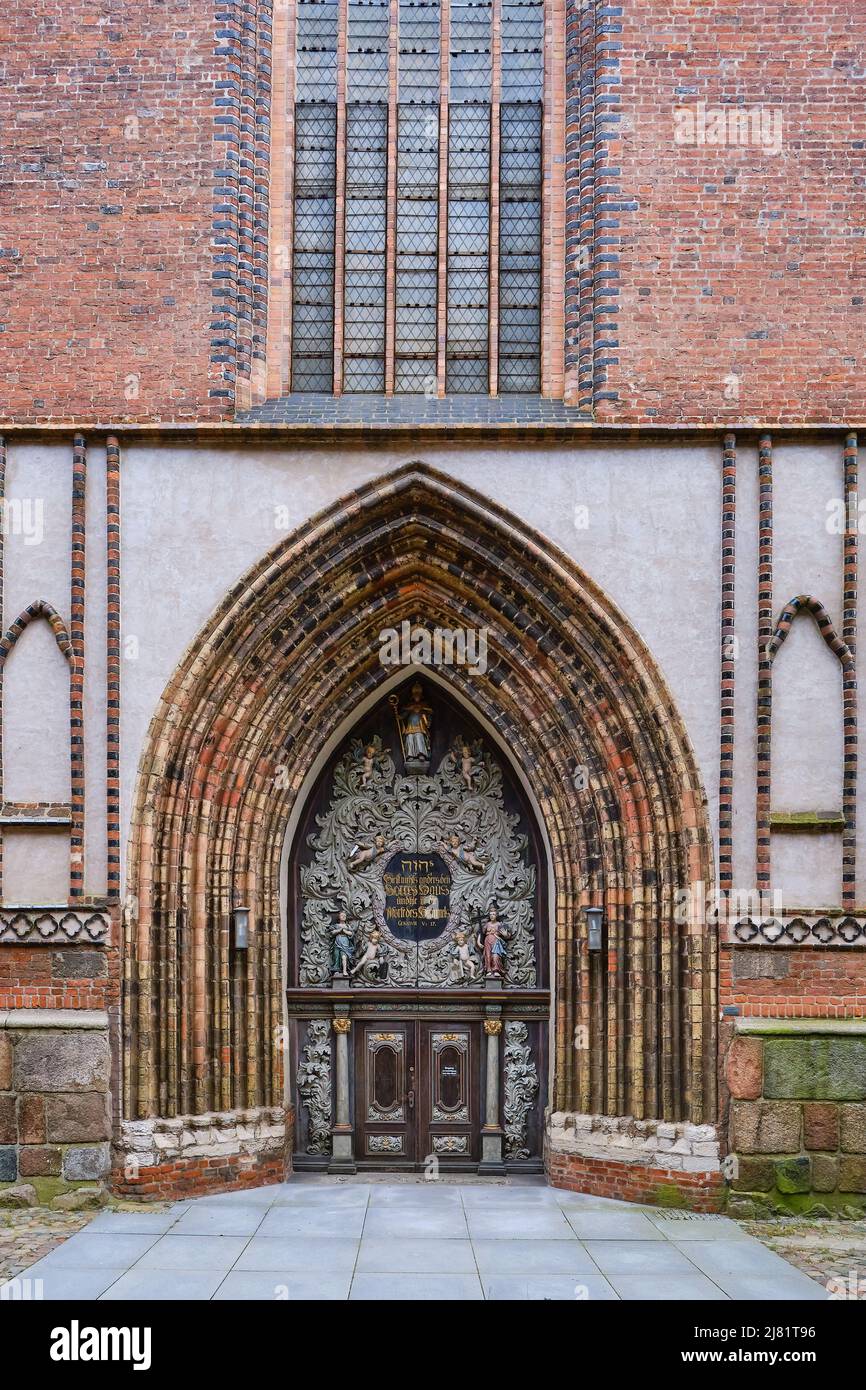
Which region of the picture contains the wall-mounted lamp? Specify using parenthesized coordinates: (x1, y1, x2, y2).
(232, 904, 250, 951)
(585, 906, 604, 952)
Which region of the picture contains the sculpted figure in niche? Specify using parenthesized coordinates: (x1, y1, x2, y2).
(330, 910, 355, 977)
(449, 930, 479, 982)
(350, 927, 391, 982)
(360, 744, 378, 786)
(391, 682, 432, 771)
(477, 904, 509, 979)
(459, 741, 479, 791)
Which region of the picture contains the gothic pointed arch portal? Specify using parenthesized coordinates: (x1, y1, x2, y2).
(123, 463, 716, 1177)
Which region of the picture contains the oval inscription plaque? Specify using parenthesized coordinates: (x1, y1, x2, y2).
(382, 850, 452, 942)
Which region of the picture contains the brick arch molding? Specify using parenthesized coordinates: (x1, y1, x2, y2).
(123, 463, 716, 1141)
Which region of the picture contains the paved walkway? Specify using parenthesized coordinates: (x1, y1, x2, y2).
(5, 1178, 829, 1301)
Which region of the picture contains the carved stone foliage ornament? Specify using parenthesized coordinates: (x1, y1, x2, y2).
(296, 1020, 332, 1155)
(503, 1021, 538, 1161)
(299, 713, 537, 988)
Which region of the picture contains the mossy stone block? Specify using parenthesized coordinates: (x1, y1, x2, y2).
(764, 1038, 866, 1101)
(774, 1156, 811, 1193)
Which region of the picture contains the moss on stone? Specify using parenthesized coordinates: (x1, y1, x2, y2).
(651, 1183, 689, 1209)
(775, 1156, 811, 1194)
(0, 1176, 99, 1204)
(732, 1187, 866, 1219)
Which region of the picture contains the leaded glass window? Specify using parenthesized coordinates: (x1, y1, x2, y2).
(287, 0, 546, 395)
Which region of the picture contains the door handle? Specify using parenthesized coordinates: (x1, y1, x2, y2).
(408, 1066, 415, 1109)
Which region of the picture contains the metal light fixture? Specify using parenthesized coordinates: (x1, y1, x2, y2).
(232, 904, 250, 951)
(585, 905, 604, 952)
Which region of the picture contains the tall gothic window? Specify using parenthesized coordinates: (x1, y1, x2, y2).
(289, 0, 544, 395)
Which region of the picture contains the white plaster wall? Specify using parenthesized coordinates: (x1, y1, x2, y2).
(3, 827, 69, 904)
(773, 443, 843, 624)
(118, 441, 723, 888)
(3, 443, 71, 625)
(84, 445, 108, 896)
(772, 833, 841, 909)
(3, 621, 70, 802)
(2, 444, 72, 810)
(1, 436, 854, 913)
(731, 443, 759, 895)
(769, 442, 847, 906)
(771, 617, 843, 812)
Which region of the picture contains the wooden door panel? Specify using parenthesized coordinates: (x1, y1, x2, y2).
(419, 1023, 479, 1164)
(356, 1022, 416, 1161)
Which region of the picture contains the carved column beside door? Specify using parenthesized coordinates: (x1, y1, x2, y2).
(329, 1014, 356, 1173)
(479, 1016, 505, 1174)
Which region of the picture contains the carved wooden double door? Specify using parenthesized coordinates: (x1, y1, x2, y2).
(356, 1019, 481, 1167)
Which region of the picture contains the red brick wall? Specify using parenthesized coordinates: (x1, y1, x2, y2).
(0, 0, 226, 424)
(594, 0, 864, 423)
(721, 947, 866, 1018)
(547, 1150, 725, 1211)
(0, 946, 118, 1012)
(1, 1, 862, 423)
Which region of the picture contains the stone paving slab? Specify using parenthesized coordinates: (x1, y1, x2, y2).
(0, 1178, 832, 1301)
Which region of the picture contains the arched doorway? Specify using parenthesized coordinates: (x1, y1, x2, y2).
(121, 462, 716, 1197)
(288, 678, 550, 1172)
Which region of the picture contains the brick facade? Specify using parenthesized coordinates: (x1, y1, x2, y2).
(589, 0, 865, 423)
(721, 947, 866, 1019)
(0, 0, 227, 422)
(1, 1, 861, 423)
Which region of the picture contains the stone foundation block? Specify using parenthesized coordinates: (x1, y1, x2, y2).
(775, 1156, 811, 1194)
(803, 1102, 839, 1151)
(18, 1145, 62, 1177)
(18, 1094, 45, 1145)
(0, 1037, 11, 1091)
(731, 1100, 801, 1154)
(812, 1154, 839, 1193)
(13, 1032, 110, 1094)
(45, 1092, 111, 1143)
(764, 1038, 866, 1102)
(840, 1104, 866, 1154)
(726, 1035, 763, 1100)
(839, 1156, 866, 1193)
(732, 1155, 775, 1192)
(0, 1093, 15, 1144)
(0, 1146, 17, 1181)
(62, 1143, 111, 1181)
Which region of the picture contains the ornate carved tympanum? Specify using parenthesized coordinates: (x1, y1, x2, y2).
(297, 684, 538, 989)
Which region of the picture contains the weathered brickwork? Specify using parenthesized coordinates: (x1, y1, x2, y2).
(0, 1, 236, 422)
(1, 2, 862, 422)
(0, 946, 116, 1013)
(590, 0, 864, 422)
(721, 948, 866, 1019)
(548, 1151, 725, 1211)
(546, 1111, 724, 1207)
(112, 1107, 290, 1200)
(723, 1023, 866, 1216)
